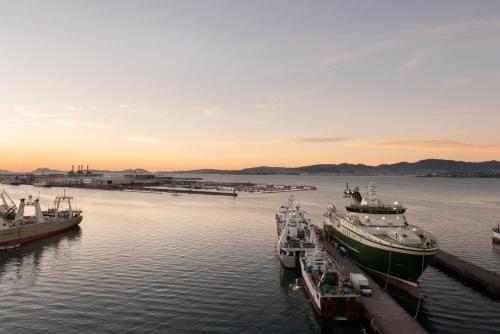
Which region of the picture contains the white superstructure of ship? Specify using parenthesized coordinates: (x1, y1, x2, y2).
(275, 196, 317, 268)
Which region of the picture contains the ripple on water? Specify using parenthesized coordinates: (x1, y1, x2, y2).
(0, 178, 499, 333)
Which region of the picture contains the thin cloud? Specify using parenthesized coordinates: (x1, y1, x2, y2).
(442, 77, 474, 87)
(15, 106, 66, 118)
(272, 137, 351, 144)
(358, 139, 500, 152)
(57, 104, 84, 112)
(126, 136, 161, 144)
(253, 96, 294, 114)
(398, 50, 424, 74)
(52, 118, 109, 129)
(254, 102, 288, 110)
(322, 17, 500, 67)
(17, 105, 107, 129)
(202, 106, 222, 118)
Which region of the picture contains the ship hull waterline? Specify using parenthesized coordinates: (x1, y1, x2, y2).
(0, 217, 82, 249)
(492, 230, 500, 244)
(326, 225, 436, 297)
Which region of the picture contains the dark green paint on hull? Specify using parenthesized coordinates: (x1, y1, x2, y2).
(327, 228, 434, 284)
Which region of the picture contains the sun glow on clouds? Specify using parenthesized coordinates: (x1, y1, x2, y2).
(52, 118, 109, 128)
(2, 5, 500, 171)
(361, 140, 500, 152)
(16, 104, 109, 128)
(272, 137, 500, 153)
(271, 137, 351, 144)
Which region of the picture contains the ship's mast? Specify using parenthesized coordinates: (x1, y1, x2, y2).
(367, 183, 377, 205)
(14, 199, 25, 222)
(14, 196, 45, 223)
(0, 190, 16, 217)
(288, 195, 295, 209)
(34, 198, 44, 222)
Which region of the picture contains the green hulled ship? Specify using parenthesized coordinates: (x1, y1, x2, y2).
(324, 183, 438, 295)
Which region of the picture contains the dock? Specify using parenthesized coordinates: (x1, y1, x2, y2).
(431, 250, 500, 298)
(0, 168, 317, 197)
(324, 241, 428, 334)
(142, 186, 237, 196)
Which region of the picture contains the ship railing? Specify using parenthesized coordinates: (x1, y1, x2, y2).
(377, 235, 438, 250)
(284, 242, 316, 249)
(285, 241, 314, 247)
(314, 284, 358, 295)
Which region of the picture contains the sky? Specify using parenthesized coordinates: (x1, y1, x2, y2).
(1, 0, 500, 171)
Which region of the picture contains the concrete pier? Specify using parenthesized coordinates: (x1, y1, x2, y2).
(324, 242, 428, 334)
(432, 250, 500, 298)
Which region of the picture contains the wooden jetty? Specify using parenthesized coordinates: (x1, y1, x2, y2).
(431, 250, 500, 298)
(324, 242, 428, 334)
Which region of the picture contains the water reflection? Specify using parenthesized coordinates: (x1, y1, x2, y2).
(1, 178, 499, 333)
(0, 227, 82, 280)
(278, 264, 366, 334)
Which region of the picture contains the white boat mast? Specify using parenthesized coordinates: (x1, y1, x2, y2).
(54, 195, 74, 218)
(367, 183, 377, 205)
(14, 195, 45, 223)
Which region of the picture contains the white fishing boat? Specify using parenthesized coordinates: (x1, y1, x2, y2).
(276, 196, 317, 268)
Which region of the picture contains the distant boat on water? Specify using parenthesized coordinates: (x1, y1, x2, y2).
(34, 181, 52, 187)
(1, 179, 20, 185)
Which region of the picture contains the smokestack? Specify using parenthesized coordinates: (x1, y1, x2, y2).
(71, 164, 74, 173)
(87, 165, 89, 174)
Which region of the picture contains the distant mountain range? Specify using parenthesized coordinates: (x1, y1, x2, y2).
(2, 159, 500, 177)
(172, 159, 500, 176)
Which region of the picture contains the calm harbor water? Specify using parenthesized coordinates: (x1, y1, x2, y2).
(1, 176, 499, 333)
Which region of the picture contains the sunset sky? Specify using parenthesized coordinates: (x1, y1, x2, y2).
(1, 1, 500, 171)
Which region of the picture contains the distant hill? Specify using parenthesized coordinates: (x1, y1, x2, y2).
(174, 159, 500, 176)
(93, 168, 152, 174)
(31, 167, 152, 175)
(32, 167, 65, 174)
